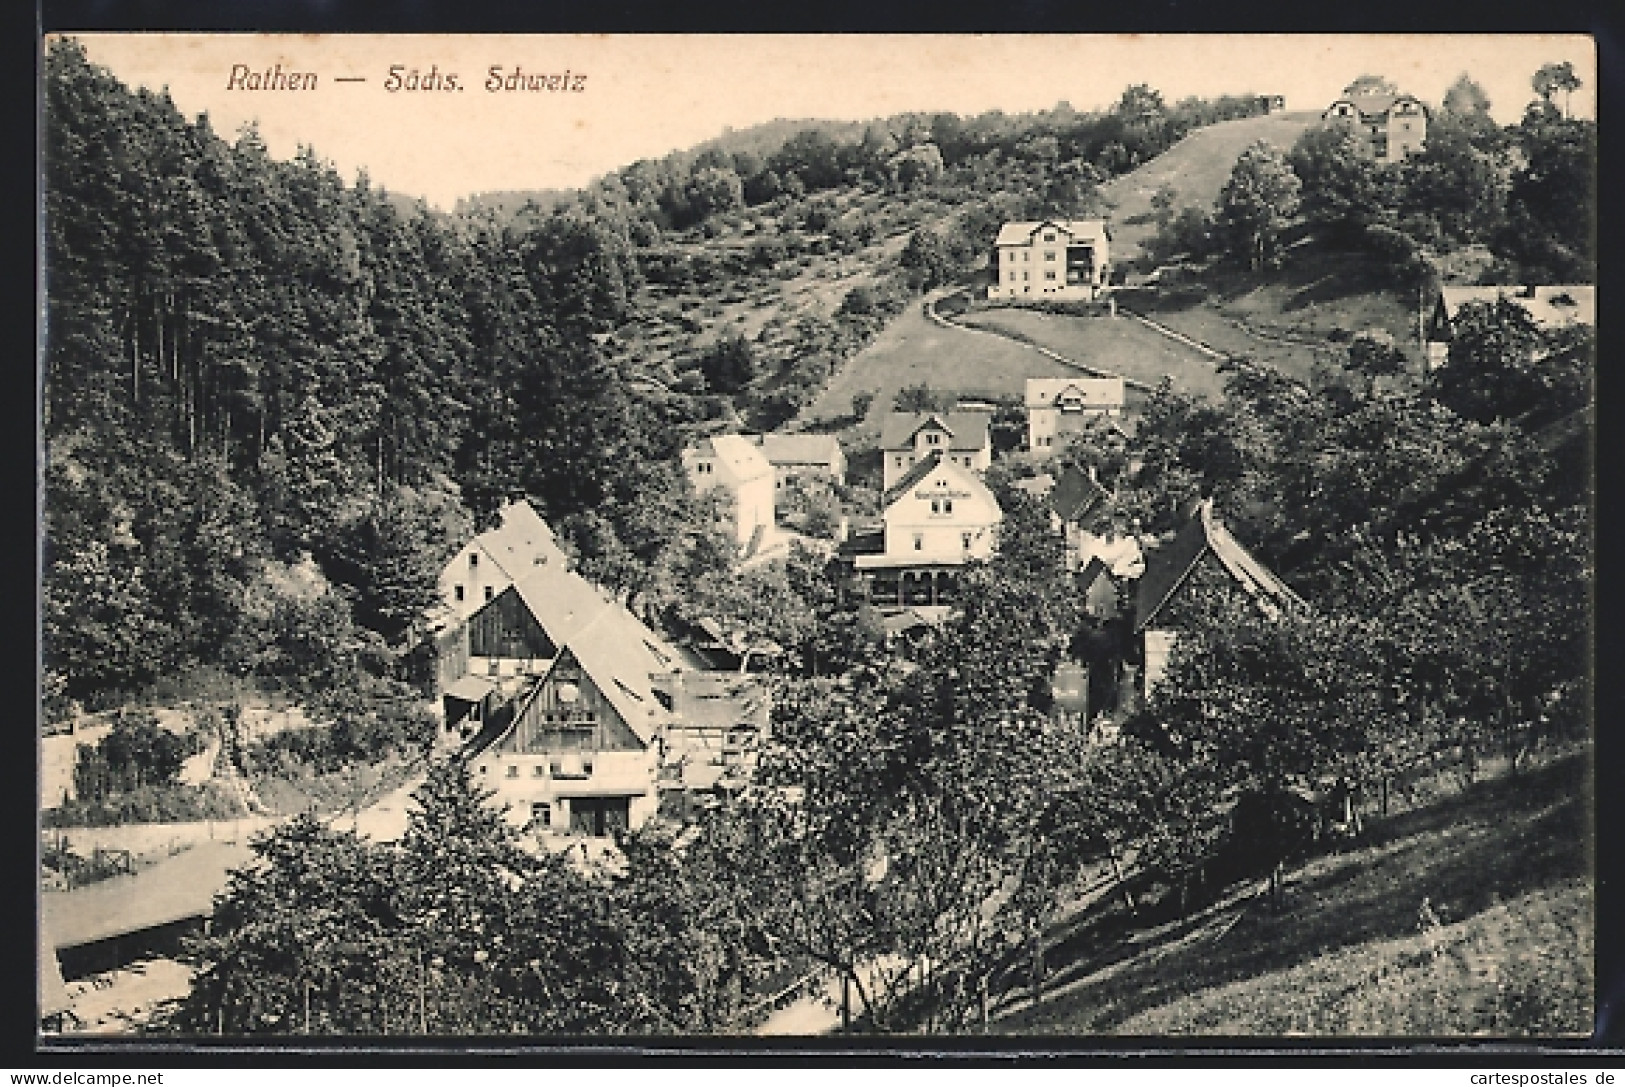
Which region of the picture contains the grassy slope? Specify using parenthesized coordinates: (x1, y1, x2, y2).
(795, 299, 1082, 440)
(1102, 111, 1321, 263)
(1098, 109, 1425, 378)
(996, 749, 1592, 1038)
(957, 308, 1226, 400)
(1133, 243, 1426, 382)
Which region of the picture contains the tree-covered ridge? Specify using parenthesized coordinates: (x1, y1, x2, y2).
(41, 39, 721, 712)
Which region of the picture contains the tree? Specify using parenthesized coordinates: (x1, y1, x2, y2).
(1343, 74, 1398, 97)
(1429, 298, 1549, 424)
(888, 143, 944, 190)
(1532, 61, 1582, 118)
(1288, 125, 1389, 240)
(174, 816, 403, 1034)
(1216, 141, 1301, 270)
(697, 334, 756, 396)
(893, 382, 951, 414)
(1441, 73, 1499, 144)
(899, 228, 954, 290)
(1150, 182, 1179, 225)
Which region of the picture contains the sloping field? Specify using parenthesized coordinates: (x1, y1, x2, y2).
(958, 308, 1226, 399)
(1103, 111, 1321, 262)
(798, 299, 1082, 434)
(995, 749, 1592, 1037)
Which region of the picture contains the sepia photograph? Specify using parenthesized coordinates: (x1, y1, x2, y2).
(36, 32, 1597, 1045)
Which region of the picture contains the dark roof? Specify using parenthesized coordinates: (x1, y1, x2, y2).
(1324, 93, 1426, 120)
(881, 450, 945, 506)
(879, 411, 992, 453)
(838, 524, 887, 558)
(1077, 555, 1116, 592)
(1051, 465, 1111, 523)
(1134, 500, 1305, 633)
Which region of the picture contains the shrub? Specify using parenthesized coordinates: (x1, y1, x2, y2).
(44, 781, 247, 827)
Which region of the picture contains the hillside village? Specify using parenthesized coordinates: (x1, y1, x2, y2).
(39, 44, 1594, 1040)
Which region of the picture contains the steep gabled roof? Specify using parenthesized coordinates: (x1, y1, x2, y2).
(692, 433, 773, 483)
(560, 621, 670, 746)
(994, 219, 1110, 247)
(879, 411, 992, 452)
(507, 563, 614, 651)
(475, 499, 568, 580)
(499, 564, 688, 673)
(881, 451, 1001, 514)
(1051, 464, 1111, 524)
(882, 450, 945, 506)
(1134, 500, 1305, 633)
(1025, 377, 1127, 410)
(1324, 93, 1426, 121)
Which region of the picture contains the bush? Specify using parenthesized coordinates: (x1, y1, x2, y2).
(73, 710, 201, 804)
(44, 781, 247, 827)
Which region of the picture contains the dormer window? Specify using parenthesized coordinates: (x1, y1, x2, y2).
(1043, 232, 1055, 242)
(925, 432, 941, 446)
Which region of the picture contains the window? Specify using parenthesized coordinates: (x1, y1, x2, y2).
(1043, 232, 1055, 242)
(488, 658, 500, 676)
(533, 802, 551, 827)
(1023, 251, 1029, 261)
(962, 532, 973, 550)
(484, 585, 494, 602)
(1045, 270, 1057, 281)
(1022, 271, 1029, 281)
(913, 533, 924, 551)
(1008, 270, 1016, 282)
(469, 553, 478, 568)
(895, 456, 907, 468)
(506, 765, 519, 778)
(944, 498, 954, 514)
(930, 499, 940, 514)
(454, 584, 464, 602)
(533, 764, 547, 777)
(1044, 251, 1056, 261)
(925, 432, 941, 446)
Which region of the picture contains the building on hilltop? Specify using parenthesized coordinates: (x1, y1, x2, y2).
(683, 433, 777, 557)
(1424, 285, 1596, 369)
(879, 410, 993, 491)
(988, 219, 1112, 301)
(1321, 89, 1428, 163)
(436, 498, 570, 627)
(1025, 378, 1127, 456)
